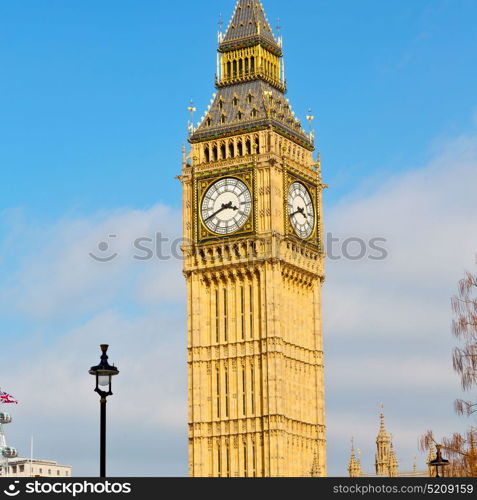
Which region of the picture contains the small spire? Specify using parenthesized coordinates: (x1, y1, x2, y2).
(218, 13, 224, 43)
(348, 438, 362, 477)
(187, 100, 196, 135)
(306, 108, 315, 141)
(378, 405, 389, 440)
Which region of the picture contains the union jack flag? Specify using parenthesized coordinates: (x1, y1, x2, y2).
(0, 391, 18, 404)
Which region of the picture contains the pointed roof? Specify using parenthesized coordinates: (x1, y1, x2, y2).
(220, 1, 281, 55)
(376, 407, 391, 443)
(348, 439, 362, 477)
(190, 80, 313, 149)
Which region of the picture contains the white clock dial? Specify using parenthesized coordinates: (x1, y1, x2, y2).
(201, 178, 252, 235)
(288, 181, 315, 239)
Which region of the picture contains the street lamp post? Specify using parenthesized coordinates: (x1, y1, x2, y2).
(429, 444, 450, 478)
(89, 344, 119, 478)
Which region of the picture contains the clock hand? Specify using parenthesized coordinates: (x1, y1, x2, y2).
(205, 201, 237, 222)
(290, 206, 307, 219)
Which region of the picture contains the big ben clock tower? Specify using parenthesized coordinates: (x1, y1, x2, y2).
(180, 0, 326, 477)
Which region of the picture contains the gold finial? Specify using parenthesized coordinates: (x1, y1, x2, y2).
(306, 109, 314, 128)
(187, 100, 196, 134)
(187, 99, 196, 116)
(218, 12, 224, 42)
(306, 109, 315, 141)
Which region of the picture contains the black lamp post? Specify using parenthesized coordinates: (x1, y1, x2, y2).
(89, 344, 119, 478)
(429, 444, 450, 478)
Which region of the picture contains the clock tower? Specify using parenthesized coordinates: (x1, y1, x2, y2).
(180, 0, 326, 477)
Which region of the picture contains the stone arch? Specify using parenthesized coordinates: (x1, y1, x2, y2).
(245, 137, 251, 155)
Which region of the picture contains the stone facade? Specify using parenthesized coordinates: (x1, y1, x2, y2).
(181, 0, 326, 478)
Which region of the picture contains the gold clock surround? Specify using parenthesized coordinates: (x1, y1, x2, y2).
(284, 171, 319, 246)
(196, 169, 255, 243)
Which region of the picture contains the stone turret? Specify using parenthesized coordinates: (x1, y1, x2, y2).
(348, 440, 362, 477)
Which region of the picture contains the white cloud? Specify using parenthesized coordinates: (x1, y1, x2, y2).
(0, 204, 183, 320)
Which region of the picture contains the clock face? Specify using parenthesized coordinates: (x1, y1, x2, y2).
(201, 177, 252, 235)
(288, 182, 315, 239)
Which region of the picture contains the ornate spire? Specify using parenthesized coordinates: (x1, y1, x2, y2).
(375, 405, 392, 476)
(188, 0, 314, 151)
(348, 439, 362, 477)
(220, 1, 281, 55)
(388, 442, 399, 477)
(377, 404, 390, 442)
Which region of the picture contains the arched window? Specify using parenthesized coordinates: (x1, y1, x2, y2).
(225, 367, 229, 418)
(240, 286, 245, 339)
(204, 146, 210, 163)
(250, 365, 255, 414)
(251, 108, 258, 118)
(228, 142, 234, 158)
(251, 57, 255, 72)
(206, 117, 212, 127)
(237, 141, 243, 156)
(227, 61, 231, 79)
(212, 145, 218, 162)
(246, 139, 251, 155)
(239, 59, 243, 76)
(216, 367, 221, 419)
(217, 444, 222, 478)
(245, 58, 249, 75)
(215, 288, 220, 341)
(242, 366, 247, 415)
(223, 288, 228, 340)
(221, 114, 226, 124)
(254, 137, 260, 154)
(252, 444, 257, 477)
(237, 111, 243, 120)
(233, 60, 237, 77)
(226, 444, 231, 478)
(232, 96, 239, 107)
(221, 143, 226, 160)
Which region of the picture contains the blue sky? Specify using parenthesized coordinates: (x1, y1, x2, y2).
(1, 0, 477, 477)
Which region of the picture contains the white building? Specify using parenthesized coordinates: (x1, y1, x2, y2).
(0, 458, 72, 478)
